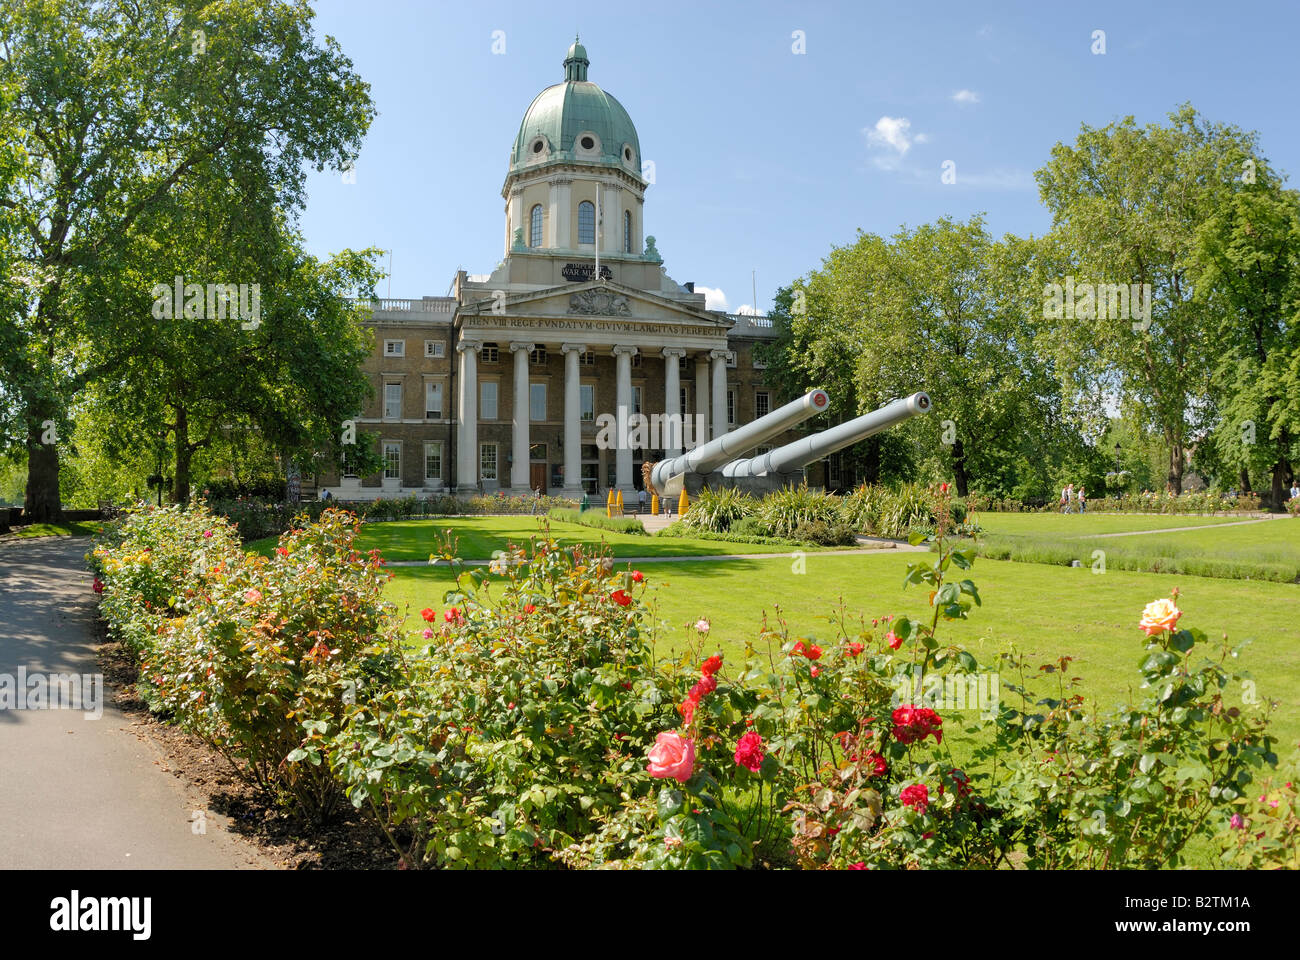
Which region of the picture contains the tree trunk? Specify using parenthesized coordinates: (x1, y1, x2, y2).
(1239, 467, 1252, 495)
(951, 438, 969, 498)
(1269, 458, 1288, 512)
(1166, 441, 1184, 494)
(24, 417, 64, 523)
(173, 406, 192, 505)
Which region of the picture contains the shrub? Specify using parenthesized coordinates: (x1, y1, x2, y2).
(754, 483, 844, 539)
(330, 537, 748, 869)
(789, 519, 858, 546)
(677, 487, 755, 534)
(547, 507, 647, 535)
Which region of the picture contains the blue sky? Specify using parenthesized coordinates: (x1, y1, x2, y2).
(298, 0, 1300, 314)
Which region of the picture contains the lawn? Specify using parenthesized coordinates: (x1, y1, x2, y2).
(972, 512, 1251, 537)
(380, 518, 1300, 752)
(0, 520, 102, 539)
(248, 515, 843, 562)
(971, 516, 1300, 582)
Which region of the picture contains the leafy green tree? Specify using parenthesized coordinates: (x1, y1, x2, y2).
(1187, 170, 1300, 506)
(0, 0, 375, 520)
(1035, 105, 1261, 493)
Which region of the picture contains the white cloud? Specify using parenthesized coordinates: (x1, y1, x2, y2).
(976, 24, 993, 38)
(952, 89, 981, 104)
(865, 116, 928, 171)
(694, 285, 728, 311)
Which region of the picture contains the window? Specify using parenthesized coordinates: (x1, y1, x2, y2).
(633, 385, 642, 415)
(425, 382, 442, 419)
(529, 443, 547, 461)
(581, 444, 599, 460)
(384, 382, 402, 420)
(756, 445, 773, 456)
(581, 463, 598, 494)
(679, 355, 689, 372)
(580, 384, 595, 422)
(480, 444, 497, 481)
(623, 210, 632, 253)
(480, 381, 498, 420)
(481, 343, 499, 363)
(631, 352, 641, 368)
(580, 350, 595, 366)
(424, 340, 444, 358)
(423, 442, 442, 482)
(578, 201, 595, 244)
(680, 387, 689, 415)
(383, 442, 401, 480)
(751, 349, 767, 370)
(530, 383, 546, 421)
(755, 391, 770, 419)
(384, 339, 405, 357)
(529, 204, 543, 247)
(727, 389, 736, 426)
(580, 135, 595, 150)
(726, 351, 737, 369)
(530, 346, 547, 364)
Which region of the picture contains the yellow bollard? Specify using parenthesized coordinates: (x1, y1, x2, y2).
(615, 490, 624, 515)
(605, 488, 614, 518)
(678, 489, 689, 515)
(651, 493, 660, 515)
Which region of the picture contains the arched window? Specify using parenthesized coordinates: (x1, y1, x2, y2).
(529, 204, 543, 248)
(578, 200, 595, 245)
(623, 210, 632, 253)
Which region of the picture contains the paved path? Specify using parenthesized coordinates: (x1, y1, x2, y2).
(0, 536, 272, 869)
(1064, 516, 1285, 540)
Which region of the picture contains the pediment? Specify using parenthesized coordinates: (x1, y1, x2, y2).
(461, 279, 728, 328)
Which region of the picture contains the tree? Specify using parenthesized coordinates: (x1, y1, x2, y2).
(1187, 170, 1300, 506)
(1035, 104, 1260, 493)
(0, 0, 374, 520)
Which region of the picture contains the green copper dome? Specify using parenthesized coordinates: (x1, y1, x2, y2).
(509, 39, 642, 177)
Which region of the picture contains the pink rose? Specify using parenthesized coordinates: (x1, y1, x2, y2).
(646, 731, 696, 783)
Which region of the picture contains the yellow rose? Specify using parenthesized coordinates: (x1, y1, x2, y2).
(1139, 598, 1182, 636)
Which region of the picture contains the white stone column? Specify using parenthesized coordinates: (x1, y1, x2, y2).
(554, 178, 572, 248)
(603, 183, 623, 256)
(695, 356, 711, 444)
(510, 341, 534, 493)
(456, 341, 481, 490)
(711, 349, 729, 441)
(561, 343, 585, 498)
(661, 347, 685, 457)
(508, 189, 523, 252)
(613, 345, 638, 497)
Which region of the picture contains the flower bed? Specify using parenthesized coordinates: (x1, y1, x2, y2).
(89, 497, 1287, 869)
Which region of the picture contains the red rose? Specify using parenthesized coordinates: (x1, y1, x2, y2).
(848, 862, 868, 870)
(940, 482, 949, 494)
(524, 604, 536, 614)
(900, 783, 929, 813)
(678, 698, 697, 724)
(807, 644, 823, 661)
(862, 750, 887, 777)
(91, 577, 104, 595)
(444, 607, 460, 622)
(610, 589, 633, 607)
(420, 607, 437, 622)
(847, 641, 864, 656)
(810, 666, 821, 678)
(631, 570, 644, 582)
(734, 731, 764, 772)
(700, 654, 723, 676)
(886, 631, 902, 650)
(891, 706, 943, 746)
(689, 675, 717, 701)
(791, 640, 806, 658)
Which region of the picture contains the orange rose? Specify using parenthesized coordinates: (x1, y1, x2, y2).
(1139, 598, 1182, 635)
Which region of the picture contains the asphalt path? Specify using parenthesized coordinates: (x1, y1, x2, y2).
(0, 536, 272, 869)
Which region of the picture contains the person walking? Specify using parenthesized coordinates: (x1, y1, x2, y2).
(1060, 482, 1069, 514)
(1077, 485, 1087, 513)
(637, 487, 647, 514)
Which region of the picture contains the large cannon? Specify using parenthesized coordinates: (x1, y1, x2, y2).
(721, 392, 931, 492)
(650, 389, 830, 498)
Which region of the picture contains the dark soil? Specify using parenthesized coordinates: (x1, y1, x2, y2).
(95, 623, 397, 870)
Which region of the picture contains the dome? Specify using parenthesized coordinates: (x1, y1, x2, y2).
(509, 39, 642, 177)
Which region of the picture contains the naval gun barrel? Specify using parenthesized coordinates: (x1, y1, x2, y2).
(721, 392, 931, 480)
(650, 388, 830, 494)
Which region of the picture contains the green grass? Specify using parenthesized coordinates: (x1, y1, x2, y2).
(971, 517, 1300, 582)
(1, 521, 102, 538)
(972, 512, 1250, 537)
(247, 515, 842, 562)
(385, 548, 1299, 749)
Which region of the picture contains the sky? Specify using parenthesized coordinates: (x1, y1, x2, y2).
(297, 0, 1300, 315)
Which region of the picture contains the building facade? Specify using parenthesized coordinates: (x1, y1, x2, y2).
(322, 40, 807, 500)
